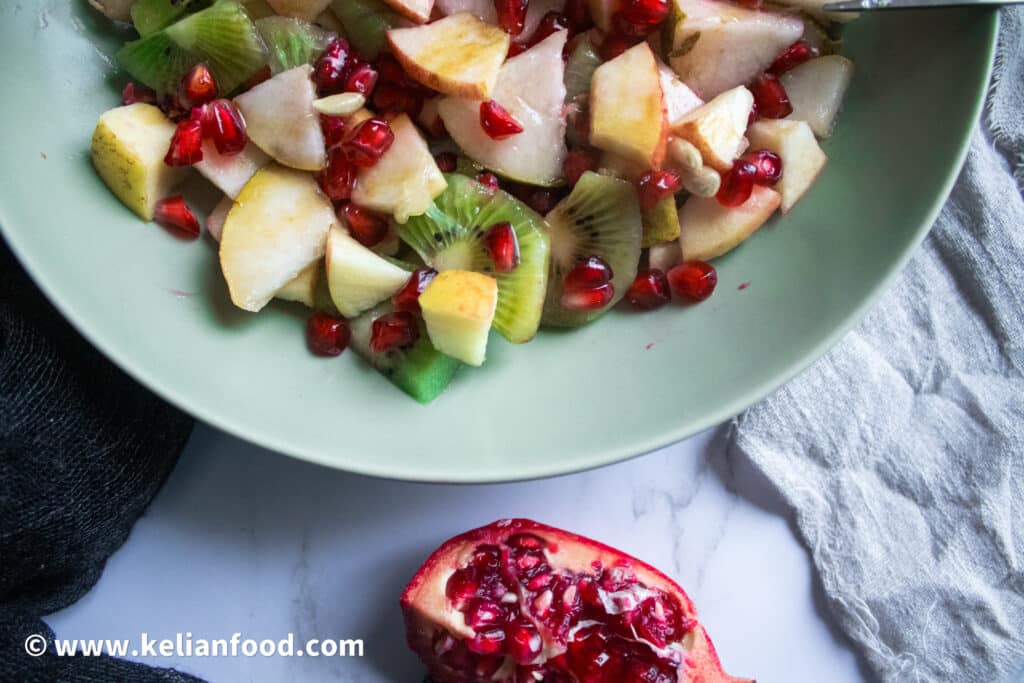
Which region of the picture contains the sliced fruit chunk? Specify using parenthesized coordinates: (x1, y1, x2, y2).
(673, 85, 753, 171)
(131, 0, 203, 36)
(349, 303, 461, 403)
(678, 184, 780, 261)
(351, 114, 448, 223)
(266, 0, 333, 21)
(649, 238, 682, 272)
(419, 270, 498, 366)
(746, 119, 827, 213)
(434, 0, 496, 21)
(325, 225, 412, 317)
(564, 35, 602, 103)
(330, 0, 407, 59)
(542, 171, 642, 327)
(164, 1, 270, 95)
(400, 174, 551, 343)
(276, 260, 321, 306)
(206, 195, 233, 242)
(256, 16, 336, 74)
(781, 55, 855, 138)
(666, 0, 803, 100)
(219, 165, 335, 311)
(658, 60, 703, 128)
(387, 13, 511, 99)
(589, 42, 667, 170)
(437, 31, 568, 187)
(234, 64, 327, 171)
(380, 0, 434, 23)
(91, 103, 189, 221)
(116, 31, 195, 94)
(642, 196, 681, 247)
(195, 141, 272, 198)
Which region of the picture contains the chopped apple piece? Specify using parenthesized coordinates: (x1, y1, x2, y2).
(658, 61, 704, 128)
(673, 86, 753, 171)
(352, 114, 447, 223)
(437, 30, 568, 186)
(590, 42, 667, 170)
(266, 0, 333, 21)
(325, 225, 412, 317)
(781, 55, 855, 138)
(380, 0, 434, 22)
(194, 142, 271, 199)
(91, 103, 188, 221)
(275, 260, 321, 306)
(746, 119, 827, 213)
(435, 0, 495, 21)
(234, 65, 326, 172)
(206, 196, 233, 242)
(678, 185, 780, 261)
(219, 165, 335, 312)
(667, 0, 803, 100)
(419, 270, 498, 366)
(387, 13, 510, 99)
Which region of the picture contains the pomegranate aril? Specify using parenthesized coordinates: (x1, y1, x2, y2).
(201, 99, 248, 156)
(178, 63, 218, 108)
(627, 269, 671, 310)
(480, 100, 524, 140)
(564, 0, 592, 32)
(614, 0, 670, 37)
(742, 149, 783, 185)
(345, 62, 379, 96)
(153, 196, 200, 238)
(600, 33, 637, 60)
(318, 148, 357, 201)
(306, 311, 351, 356)
(565, 256, 614, 290)
(532, 11, 569, 45)
(483, 222, 520, 273)
(716, 160, 758, 207)
(749, 72, 793, 119)
(243, 65, 273, 91)
(321, 114, 347, 148)
(636, 170, 683, 209)
(478, 172, 500, 193)
(496, 0, 529, 35)
(433, 151, 457, 173)
(370, 311, 419, 353)
(506, 621, 542, 665)
(563, 149, 598, 186)
(668, 261, 717, 302)
(562, 282, 614, 311)
(466, 599, 504, 629)
(769, 40, 815, 75)
(468, 627, 506, 655)
(372, 82, 423, 118)
(343, 118, 394, 167)
(122, 82, 156, 106)
(313, 38, 354, 94)
(446, 569, 480, 602)
(507, 41, 528, 58)
(164, 118, 204, 166)
(393, 268, 438, 313)
(338, 203, 389, 247)
(508, 184, 560, 215)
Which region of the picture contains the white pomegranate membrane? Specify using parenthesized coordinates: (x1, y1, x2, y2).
(426, 530, 695, 682)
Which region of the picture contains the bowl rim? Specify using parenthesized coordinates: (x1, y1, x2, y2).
(0, 10, 1000, 483)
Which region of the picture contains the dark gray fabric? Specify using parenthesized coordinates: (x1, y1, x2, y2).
(0, 238, 200, 682)
(727, 8, 1024, 682)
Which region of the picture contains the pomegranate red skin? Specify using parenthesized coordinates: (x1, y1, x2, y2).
(401, 519, 753, 683)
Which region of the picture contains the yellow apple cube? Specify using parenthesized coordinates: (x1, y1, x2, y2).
(419, 270, 498, 366)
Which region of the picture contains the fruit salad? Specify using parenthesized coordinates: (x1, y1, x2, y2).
(89, 0, 855, 404)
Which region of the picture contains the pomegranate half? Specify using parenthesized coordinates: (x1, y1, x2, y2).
(401, 519, 752, 683)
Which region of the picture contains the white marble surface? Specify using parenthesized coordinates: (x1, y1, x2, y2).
(47, 423, 865, 682)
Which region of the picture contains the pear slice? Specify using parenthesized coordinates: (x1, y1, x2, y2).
(437, 30, 568, 186)
(658, 61, 704, 129)
(419, 270, 498, 366)
(673, 85, 753, 171)
(667, 0, 803, 100)
(781, 55, 855, 138)
(275, 260, 322, 306)
(219, 165, 335, 312)
(387, 13, 510, 99)
(206, 196, 234, 243)
(194, 141, 272, 199)
(435, 0, 495, 21)
(678, 185, 780, 261)
(325, 225, 412, 317)
(91, 103, 189, 221)
(746, 119, 827, 213)
(351, 114, 448, 223)
(266, 0, 333, 21)
(234, 65, 326, 172)
(590, 42, 668, 170)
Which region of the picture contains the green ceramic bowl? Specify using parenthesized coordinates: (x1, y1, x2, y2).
(0, 3, 997, 482)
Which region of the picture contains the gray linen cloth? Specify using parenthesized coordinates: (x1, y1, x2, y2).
(726, 8, 1024, 683)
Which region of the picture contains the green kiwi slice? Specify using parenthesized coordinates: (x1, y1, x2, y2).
(349, 304, 461, 404)
(117, 31, 196, 93)
(165, 1, 268, 94)
(399, 174, 551, 344)
(542, 171, 643, 327)
(256, 16, 336, 74)
(131, 0, 208, 36)
(564, 36, 602, 103)
(330, 0, 404, 59)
